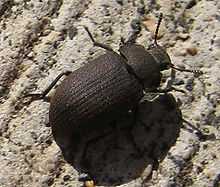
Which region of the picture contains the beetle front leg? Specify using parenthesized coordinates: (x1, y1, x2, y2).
(149, 69, 186, 94)
(163, 69, 186, 93)
(25, 71, 72, 101)
(83, 26, 114, 52)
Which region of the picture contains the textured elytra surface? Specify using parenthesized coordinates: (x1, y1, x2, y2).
(50, 51, 142, 130)
(50, 51, 143, 151)
(0, 0, 220, 187)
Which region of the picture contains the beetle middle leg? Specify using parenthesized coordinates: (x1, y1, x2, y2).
(84, 26, 114, 52)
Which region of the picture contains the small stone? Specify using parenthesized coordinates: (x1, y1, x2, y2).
(84, 180, 95, 187)
(177, 33, 190, 40)
(186, 47, 198, 56)
(27, 51, 34, 58)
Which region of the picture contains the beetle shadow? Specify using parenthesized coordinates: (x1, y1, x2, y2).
(61, 93, 182, 186)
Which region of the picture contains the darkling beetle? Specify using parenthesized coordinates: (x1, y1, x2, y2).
(26, 13, 202, 160)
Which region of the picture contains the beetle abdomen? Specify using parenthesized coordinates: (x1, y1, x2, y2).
(49, 51, 143, 148)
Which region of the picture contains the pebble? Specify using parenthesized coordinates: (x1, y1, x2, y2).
(186, 47, 198, 56)
(84, 180, 95, 187)
(177, 33, 190, 40)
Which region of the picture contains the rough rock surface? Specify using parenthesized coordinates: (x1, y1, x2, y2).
(0, 0, 220, 187)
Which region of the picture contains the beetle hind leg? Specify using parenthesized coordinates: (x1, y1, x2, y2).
(80, 130, 114, 169)
(24, 71, 72, 101)
(127, 128, 144, 158)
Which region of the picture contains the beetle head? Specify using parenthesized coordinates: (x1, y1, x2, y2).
(147, 44, 171, 71)
(146, 13, 172, 72)
(148, 13, 202, 76)
(119, 13, 202, 88)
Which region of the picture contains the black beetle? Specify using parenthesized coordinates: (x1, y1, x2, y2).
(26, 14, 201, 159)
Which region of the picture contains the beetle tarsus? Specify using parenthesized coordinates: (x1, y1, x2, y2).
(182, 119, 216, 141)
(155, 87, 186, 94)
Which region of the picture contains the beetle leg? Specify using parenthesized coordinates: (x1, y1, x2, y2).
(159, 69, 185, 93)
(127, 129, 143, 158)
(24, 71, 72, 100)
(167, 68, 176, 88)
(83, 26, 114, 52)
(126, 107, 144, 157)
(155, 86, 186, 94)
(147, 69, 185, 94)
(182, 119, 216, 141)
(81, 130, 114, 169)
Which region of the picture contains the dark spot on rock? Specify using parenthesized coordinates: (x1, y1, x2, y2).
(68, 26, 78, 40)
(130, 19, 141, 32)
(116, 0, 123, 6)
(185, 0, 197, 9)
(137, 4, 145, 15)
(63, 174, 71, 181)
(185, 78, 194, 91)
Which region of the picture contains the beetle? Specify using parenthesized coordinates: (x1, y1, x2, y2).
(26, 13, 201, 161)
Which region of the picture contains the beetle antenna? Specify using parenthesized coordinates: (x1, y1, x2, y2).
(154, 13, 163, 46)
(170, 63, 203, 77)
